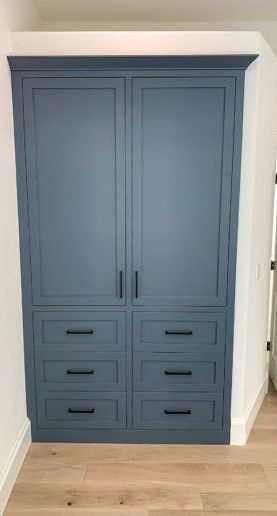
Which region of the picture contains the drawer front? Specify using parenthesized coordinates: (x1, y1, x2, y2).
(133, 352, 224, 391)
(34, 312, 126, 351)
(37, 392, 126, 429)
(133, 392, 223, 430)
(36, 352, 126, 391)
(133, 312, 226, 352)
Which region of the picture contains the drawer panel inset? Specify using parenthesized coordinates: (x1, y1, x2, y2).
(34, 312, 126, 351)
(133, 312, 226, 352)
(36, 352, 126, 391)
(133, 392, 223, 430)
(37, 391, 126, 429)
(133, 352, 224, 391)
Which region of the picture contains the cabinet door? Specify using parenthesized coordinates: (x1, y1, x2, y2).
(132, 77, 235, 306)
(23, 78, 125, 305)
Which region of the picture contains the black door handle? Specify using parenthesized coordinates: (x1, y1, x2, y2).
(119, 270, 123, 298)
(68, 408, 95, 414)
(164, 370, 192, 375)
(66, 330, 94, 335)
(67, 369, 94, 375)
(165, 331, 193, 335)
(135, 271, 139, 298)
(164, 409, 191, 415)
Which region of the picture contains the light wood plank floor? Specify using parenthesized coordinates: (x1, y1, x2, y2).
(5, 381, 277, 515)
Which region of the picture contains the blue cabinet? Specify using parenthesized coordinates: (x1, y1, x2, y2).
(9, 55, 257, 444)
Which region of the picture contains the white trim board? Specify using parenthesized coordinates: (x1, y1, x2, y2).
(0, 418, 31, 515)
(10, 30, 260, 56)
(231, 374, 268, 445)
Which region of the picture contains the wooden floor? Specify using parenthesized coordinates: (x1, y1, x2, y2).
(5, 382, 277, 515)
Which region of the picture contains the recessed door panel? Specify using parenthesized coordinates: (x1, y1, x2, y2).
(23, 78, 126, 305)
(132, 77, 235, 306)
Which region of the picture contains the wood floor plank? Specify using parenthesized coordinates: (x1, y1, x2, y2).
(148, 509, 276, 516)
(247, 429, 277, 443)
(257, 402, 277, 414)
(261, 464, 277, 487)
(5, 482, 202, 511)
(23, 442, 277, 465)
(5, 510, 149, 516)
(16, 461, 86, 484)
(202, 492, 277, 511)
(252, 413, 277, 429)
(84, 462, 267, 485)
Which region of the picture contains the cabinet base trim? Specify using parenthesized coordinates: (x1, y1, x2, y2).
(31, 427, 229, 444)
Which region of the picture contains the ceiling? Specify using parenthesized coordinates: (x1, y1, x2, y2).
(33, 0, 277, 22)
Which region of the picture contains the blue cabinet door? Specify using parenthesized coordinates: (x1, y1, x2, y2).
(23, 78, 126, 305)
(132, 77, 236, 306)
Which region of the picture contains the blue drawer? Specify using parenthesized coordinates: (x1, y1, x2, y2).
(133, 312, 226, 352)
(133, 352, 224, 391)
(33, 311, 126, 351)
(35, 352, 126, 391)
(133, 392, 223, 430)
(37, 391, 126, 429)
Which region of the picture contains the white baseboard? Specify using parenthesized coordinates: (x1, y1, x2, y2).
(269, 360, 277, 391)
(230, 374, 268, 445)
(0, 418, 31, 515)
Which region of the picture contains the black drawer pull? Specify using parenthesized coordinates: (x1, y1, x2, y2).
(164, 409, 191, 415)
(165, 330, 193, 336)
(67, 369, 94, 375)
(164, 370, 192, 376)
(66, 330, 94, 335)
(68, 408, 95, 414)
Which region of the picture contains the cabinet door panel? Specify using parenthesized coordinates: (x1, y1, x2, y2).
(132, 77, 235, 306)
(23, 78, 125, 305)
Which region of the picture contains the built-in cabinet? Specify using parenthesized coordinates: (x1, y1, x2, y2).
(9, 55, 257, 443)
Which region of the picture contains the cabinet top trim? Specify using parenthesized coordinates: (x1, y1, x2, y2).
(8, 54, 258, 71)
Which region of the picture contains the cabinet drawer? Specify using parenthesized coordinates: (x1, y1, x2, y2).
(133, 352, 224, 391)
(34, 312, 126, 351)
(36, 352, 126, 391)
(133, 392, 223, 430)
(37, 392, 126, 429)
(133, 312, 226, 352)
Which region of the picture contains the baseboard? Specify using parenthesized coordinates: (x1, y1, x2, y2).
(230, 374, 268, 445)
(0, 418, 31, 515)
(269, 361, 277, 391)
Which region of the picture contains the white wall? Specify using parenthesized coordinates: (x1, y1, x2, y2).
(27, 20, 277, 57)
(10, 30, 277, 445)
(231, 36, 277, 442)
(243, 36, 277, 407)
(0, 1, 40, 513)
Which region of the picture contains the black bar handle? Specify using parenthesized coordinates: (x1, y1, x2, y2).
(164, 370, 192, 376)
(119, 270, 123, 298)
(165, 330, 193, 336)
(135, 271, 139, 298)
(164, 409, 191, 415)
(66, 330, 94, 335)
(67, 369, 94, 375)
(68, 408, 95, 414)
